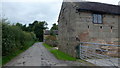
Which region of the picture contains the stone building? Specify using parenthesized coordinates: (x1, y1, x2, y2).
(43, 30, 58, 41)
(43, 30, 58, 46)
(58, 1, 120, 57)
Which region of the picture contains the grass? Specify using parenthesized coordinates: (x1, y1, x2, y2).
(43, 43, 76, 61)
(2, 50, 23, 65)
(43, 43, 52, 49)
(42, 43, 95, 66)
(50, 49, 76, 61)
(2, 41, 36, 65)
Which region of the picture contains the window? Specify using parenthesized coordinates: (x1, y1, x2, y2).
(112, 15, 115, 18)
(111, 26, 113, 29)
(93, 14, 102, 24)
(88, 25, 89, 28)
(100, 26, 103, 29)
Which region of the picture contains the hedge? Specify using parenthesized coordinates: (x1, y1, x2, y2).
(2, 22, 36, 56)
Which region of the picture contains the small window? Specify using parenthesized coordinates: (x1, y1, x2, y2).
(66, 21, 67, 25)
(93, 14, 103, 24)
(88, 25, 89, 28)
(112, 15, 115, 18)
(111, 26, 113, 29)
(100, 26, 103, 29)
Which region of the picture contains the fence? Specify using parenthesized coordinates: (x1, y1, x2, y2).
(79, 42, 120, 67)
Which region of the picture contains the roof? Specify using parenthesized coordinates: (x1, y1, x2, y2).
(73, 2, 120, 15)
(44, 30, 50, 35)
(44, 30, 58, 35)
(52, 30, 58, 35)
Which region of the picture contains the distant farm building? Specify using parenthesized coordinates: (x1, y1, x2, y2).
(44, 30, 58, 46)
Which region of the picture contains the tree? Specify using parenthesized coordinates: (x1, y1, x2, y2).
(16, 23, 28, 31)
(16, 20, 48, 42)
(16, 23, 23, 28)
(50, 23, 58, 36)
(27, 21, 38, 32)
(29, 21, 48, 41)
(22, 24, 28, 31)
(50, 23, 58, 30)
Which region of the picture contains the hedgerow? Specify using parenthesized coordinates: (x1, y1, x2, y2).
(2, 21, 36, 56)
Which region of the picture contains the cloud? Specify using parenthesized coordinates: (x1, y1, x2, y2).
(2, 0, 62, 3)
(2, 1, 62, 29)
(1, 0, 119, 29)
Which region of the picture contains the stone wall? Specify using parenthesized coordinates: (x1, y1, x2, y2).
(75, 12, 119, 45)
(58, 2, 119, 57)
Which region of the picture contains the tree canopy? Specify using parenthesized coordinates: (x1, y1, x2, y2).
(50, 23, 58, 36)
(15, 21, 48, 42)
(50, 23, 58, 31)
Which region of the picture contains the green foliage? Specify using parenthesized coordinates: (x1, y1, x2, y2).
(50, 49, 76, 61)
(2, 20, 36, 64)
(1, 19, 47, 64)
(27, 21, 48, 41)
(0, 20, 2, 66)
(15, 21, 48, 42)
(43, 43, 52, 49)
(16, 23, 28, 31)
(43, 43, 76, 61)
(50, 23, 58, 36)
(33, 21, 44, 41)
(50, 23, 58, 31)
(16, 23, 23, 28)
(2, 41, 35, 65)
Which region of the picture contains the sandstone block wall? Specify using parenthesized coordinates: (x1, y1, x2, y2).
(58, 2, 119, 57)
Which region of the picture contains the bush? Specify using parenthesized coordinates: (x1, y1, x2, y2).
(45, 35, 58, 47)
(2, 22, 36, 56)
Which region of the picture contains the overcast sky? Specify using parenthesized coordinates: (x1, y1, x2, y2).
(1, 0, 120, 29)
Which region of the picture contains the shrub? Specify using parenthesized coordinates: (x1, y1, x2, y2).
(45, 35, 58, 47)
(2, 22, 36, 56)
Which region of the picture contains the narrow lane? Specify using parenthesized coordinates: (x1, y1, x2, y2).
(5, 42, 67, 66)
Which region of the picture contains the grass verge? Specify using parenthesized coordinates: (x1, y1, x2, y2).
(43, 43, 76, 61)
(43, 43, 96, 66)
(2, 41, 36, 65)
